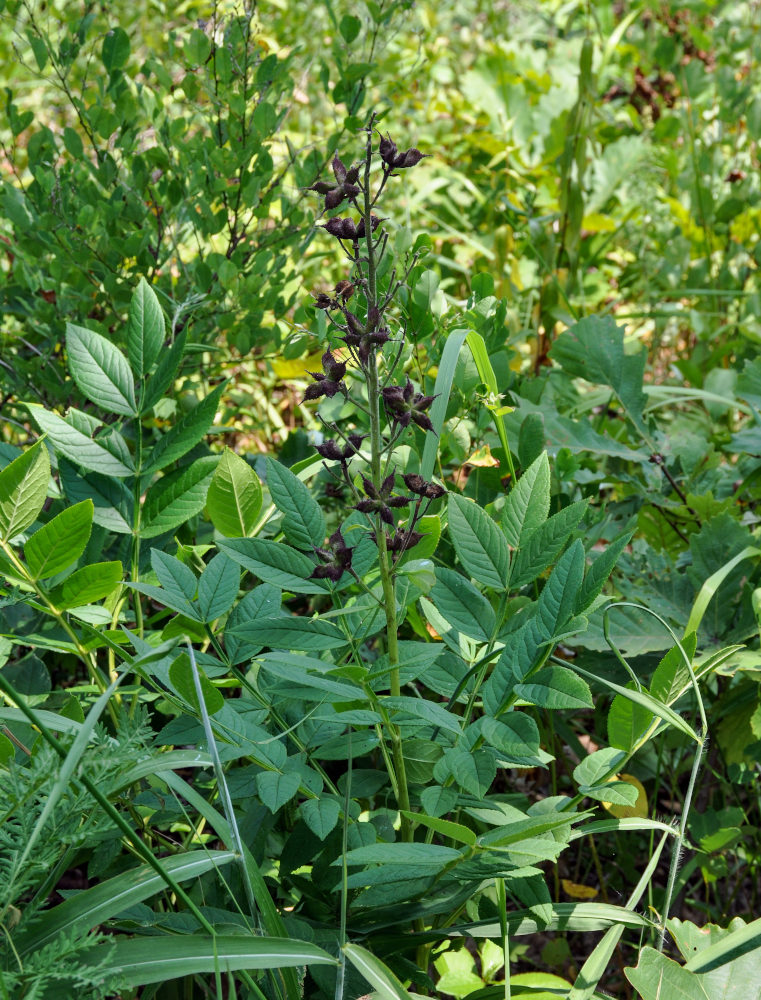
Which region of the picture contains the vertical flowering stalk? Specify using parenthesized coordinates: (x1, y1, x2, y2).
(306, 117, 436, 839)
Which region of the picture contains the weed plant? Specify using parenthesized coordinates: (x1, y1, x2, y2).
(2, 114, 758, 999)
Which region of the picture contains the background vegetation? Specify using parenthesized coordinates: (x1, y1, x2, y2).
(2, 0, 761, 998)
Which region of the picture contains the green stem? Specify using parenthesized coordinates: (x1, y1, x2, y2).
(0, 539, 112, 704)
(132, 420, 144, 637)
(361, 118, 412, 840)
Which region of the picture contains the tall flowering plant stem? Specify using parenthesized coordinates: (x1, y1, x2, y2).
(307, 115, 435, 841)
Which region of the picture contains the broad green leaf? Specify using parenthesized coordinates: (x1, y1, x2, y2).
(448, 492, 509, 590)
(218, 538, 328, 595)
(224, 583, 281, 662)
(16, 851, 235, 954)
(683, 915, 761, 982)
(510, 874, 553, 930)
(143, 384, 225, 474)
(127, 277, 164, 377)
(626, 947, 711, 1000)
(49, 561, 122, 609)
(435, 946, 484, 998)
(169, 653, 224, 715)
(141, 456, 218, 538)
(403, 738, 443, 785)
(535, 540, 586, 638)
(343, 943, 412, 1000)
(80, 935, 336, 986)
(574, 748, 633, 803)
(142, 330, 187, 412)
(550, 315, 648, 434)
(256, 769, 301, 812)
(0, 733, 13, 764)
(479, 715, 543, 763)
(435, 746, 496, 797)
(300, 797, 341, 840)
(228, 615, 347, 651)
(515, 666, 593, 710)
(29, 407, 134, 478)
(207, 449, 263, 537)
(651, 634, 698, 704)
(24, 500, 93, 579)
(420, 784, 458, 817)
(607, 692, 654, 751)
(66, 323, 137, 416)
(511, 500, 588, 589)
(431, 566, 495, 642)
(502, 451, 550, 549)
(0, 440, 50, 542)
(101, 26, 130, 71)
(197, 552, 239, 622)
(58, 458, 132, 533)
(265, 457, 325, 550)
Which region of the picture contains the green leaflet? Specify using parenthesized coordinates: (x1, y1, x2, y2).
(58, 458, 133, 533)
(434, 746, 496, 797)
(265, 456, 325, 550)
(448, 492, 509, 590)
(48, 560, 123, 609)
(338, 842, 463, 869)
(218, 537, 328, 595)
(430, 566, 495, 642)
(515, 666, 594, 710)
(502, 451, 550, 550)
(152, 548, 197, 602)
(29, 406, 134, 478)
(573, 748, 638, 805)
(0, 439, 50, 542)
(66, 322, 137, 417)
(402, 811, 477, 846)
(228, 614, 348, 651)
(126, 277, 165, 378)
(300, 797, 341, 840)
(575, 530, 634, 615)
(169, 653, 224, 715)
(141, 456, 218, 538)
(510, 500, 588, 589)
(143, 383, 225, 474)
(206, 448, 263, 538)
(257, 770, 301, 812)
(142, 330, 187, 413)
(141, 330, 187, 413)
(24, 500, 93, 579)
(197, 552, 239, 622)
